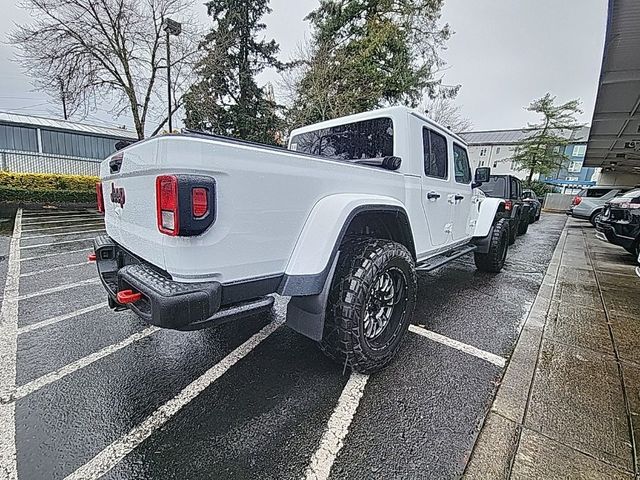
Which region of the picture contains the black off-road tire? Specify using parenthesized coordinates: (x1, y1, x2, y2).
(474, 218, 509, 273)
(319, 237, 417, 374)
(508, 216, 518, 245)
(518, 214, 530, 235)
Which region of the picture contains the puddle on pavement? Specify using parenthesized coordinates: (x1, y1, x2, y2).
(0, 205, 18, 236)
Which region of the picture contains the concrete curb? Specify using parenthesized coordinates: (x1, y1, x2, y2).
(463, 224, 568, 478)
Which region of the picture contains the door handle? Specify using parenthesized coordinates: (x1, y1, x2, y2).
(427, 191, 441, 200)
(454, 194, 465, 201)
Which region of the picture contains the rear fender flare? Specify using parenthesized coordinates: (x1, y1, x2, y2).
(278, 194, 411, 297)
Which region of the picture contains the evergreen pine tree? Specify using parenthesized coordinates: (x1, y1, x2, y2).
(184, 0, 283, 144)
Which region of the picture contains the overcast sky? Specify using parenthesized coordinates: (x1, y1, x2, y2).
(0, 0, 608, 132)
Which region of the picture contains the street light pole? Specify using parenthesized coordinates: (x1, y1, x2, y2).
(163, 18, 182, 134)
(166, 29, 172, 132)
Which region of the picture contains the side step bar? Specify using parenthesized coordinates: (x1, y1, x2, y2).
(415, 245, 477, 273)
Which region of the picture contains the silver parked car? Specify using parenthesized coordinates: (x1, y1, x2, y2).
(566, 186, 634, 226)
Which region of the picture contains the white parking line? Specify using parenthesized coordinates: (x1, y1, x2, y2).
(20, 248, 91, 262)
(21, 217, 102, 226)
(20, 262, 92, 278)
(20, 238, 94, 250)
(17, 303, 108, 335)
(22, 229, 104, 240)
(22, 210, 95, 217)
(0, 209, 21, 480)
(64, 319, 283, 480)
(22, 222, 104, 233)
(409, 325, 506, 367)
(17, 278, 100, 301)
(304, 372, 369, 480)
(14, 327, 160, 402)
(22, 213, 101, 222)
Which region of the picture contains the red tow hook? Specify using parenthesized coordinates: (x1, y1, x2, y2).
(117, 290, 142, 304)
(88, 253, 97, 262)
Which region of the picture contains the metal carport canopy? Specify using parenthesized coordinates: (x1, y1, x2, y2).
(585, 0, 640, 174)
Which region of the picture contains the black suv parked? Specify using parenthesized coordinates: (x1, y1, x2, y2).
(480, 175, 532, 244)
(596, 188, 640, 257)
(522, 189, 542, 223)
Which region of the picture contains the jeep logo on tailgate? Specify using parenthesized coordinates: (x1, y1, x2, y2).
(110, 183, 126, 207)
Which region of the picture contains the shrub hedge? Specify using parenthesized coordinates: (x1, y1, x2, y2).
(0, 171, 98, 192)
(0, 172, 98, 204)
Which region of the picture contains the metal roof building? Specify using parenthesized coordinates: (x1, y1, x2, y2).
(0, 112, 137, 140)
(0, 111, 136, 176)
(460, 127, 590, 146)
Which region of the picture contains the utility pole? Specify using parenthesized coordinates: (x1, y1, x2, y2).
(59, 77, 68, 120)
(163, 18, 182, 133)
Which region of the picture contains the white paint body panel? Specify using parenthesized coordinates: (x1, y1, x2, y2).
(100, 107, 501, 285)
(473, 197, 505, 237)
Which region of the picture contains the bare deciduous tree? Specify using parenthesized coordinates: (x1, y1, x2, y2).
(11, 0, 200, 139)
(422, 96, 473, 133)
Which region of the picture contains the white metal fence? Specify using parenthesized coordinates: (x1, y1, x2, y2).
(0, 150, 101, 176)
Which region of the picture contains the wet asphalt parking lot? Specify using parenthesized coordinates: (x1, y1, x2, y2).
(0, 208, 567, 479)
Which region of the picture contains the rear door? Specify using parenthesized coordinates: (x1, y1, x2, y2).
(421, 127, 456, 246)
(451, 143, 473, 241)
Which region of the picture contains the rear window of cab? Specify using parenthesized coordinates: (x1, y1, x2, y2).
(289, 117, 394, 161)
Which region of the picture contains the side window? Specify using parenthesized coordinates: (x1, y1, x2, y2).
(423, 128, 448, 179)
(510, 178, 519, 199)
(453, 143, 471, 184)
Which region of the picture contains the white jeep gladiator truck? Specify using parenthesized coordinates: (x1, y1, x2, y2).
(92, 106, 509, 373)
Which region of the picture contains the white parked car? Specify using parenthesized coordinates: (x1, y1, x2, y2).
(92, 107, 509, 373)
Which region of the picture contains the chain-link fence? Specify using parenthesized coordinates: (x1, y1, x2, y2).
(0, 150, 101, 176)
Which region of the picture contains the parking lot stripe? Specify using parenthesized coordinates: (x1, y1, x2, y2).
(17, 278, 100, 301)
(21, 217, 103, 227)
(0, 209, 21, 480)
(20, 248, 91, 262)
(22, 229, 104, 240)
(20, 261, 92, 278)
(17, 303, 109, 335)
(13, 326, 160, 402)
(22, 222, 104, 233)
(304, 372, 369, 480)
(22, 211, 96, 217)
(23, 213, 100, 223)
(64, 319, 284, 480)
(20, 237, 94, 250)
(409, 325, 506, 367)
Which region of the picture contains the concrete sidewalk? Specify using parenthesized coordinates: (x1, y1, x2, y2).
(465, 217, 640, 479)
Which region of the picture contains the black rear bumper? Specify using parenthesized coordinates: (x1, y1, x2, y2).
(93, 235, 273, 330)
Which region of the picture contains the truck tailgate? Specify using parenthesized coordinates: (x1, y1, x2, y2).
(99, 140, 166, 270)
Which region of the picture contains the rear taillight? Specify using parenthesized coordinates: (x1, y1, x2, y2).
(504, 200, 513, 211)
(96, 182, 104, 213)
(572, 196, 582, 206)
(192, 187, 209, 218)
(156, 175, 179, 236)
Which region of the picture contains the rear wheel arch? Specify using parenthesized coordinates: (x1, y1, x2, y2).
(341, 208, 417, 260)
(279, 204, 416, 298)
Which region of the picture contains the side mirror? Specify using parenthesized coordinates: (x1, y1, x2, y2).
(472, 167, 491, 188)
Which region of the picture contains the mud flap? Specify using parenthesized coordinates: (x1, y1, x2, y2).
(472, 224, 495, 254)
(285, 252, 339, 341)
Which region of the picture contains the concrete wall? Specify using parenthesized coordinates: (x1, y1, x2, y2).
(543, 193, 574, 213)
(594, 171, 640, 186)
